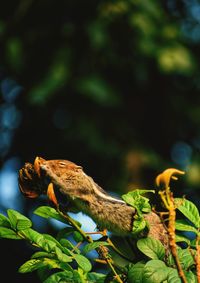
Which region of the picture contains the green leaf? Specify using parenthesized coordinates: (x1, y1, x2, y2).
(122, 189, 155, 215)
(73, 231, 84, 243)
(137, 237, 165, 260)
(175, 234, 191, 245)
(132, 216, 147, 236)
(58, 262, 73, 272)
(34, 206, 81, 227)
(21, 229, 57, 252)
(74, 254, 92, 272)
(43, 271, 73, 283)
(43, 233, 63, 250)
(34, 206, 69, 224)
(43, 234, 73, 256)
(82, 241, 110, 254)
(191, 239, 199, 248)
(0, 213, 11, 227)
(175, 220, 198, 234)
(39, 238, 57, 252)
(127, 262, 145, 283)
(7, 209, 32, 230)
(143, 260, 171, 283)
(0, 227, 21, 239)
(60, 238, 74, 249)
(72, 270, 84, 283)
(166, 269, 181, 283)
(54, 246, 72, 263)
(185, 271, 197, 283)
(31, 251, 55, 259)
(20, 258, 64, 273)
(59, 239, 74, 256)
(18, 259, 45, 273)
(168, 247, 194, 270)
(20, 228, 43, 243)
(175, 198, 200, 228)
(87, 272, 106, 283)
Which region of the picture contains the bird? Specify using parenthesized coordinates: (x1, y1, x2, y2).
(18, 157, 168, 245)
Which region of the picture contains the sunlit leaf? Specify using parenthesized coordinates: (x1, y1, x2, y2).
(127, 262, 145, 283)
(73, 254, 92, 272)
(179, 249, 194, 270)
(34, 206, 68, 223)
(143, 260, 171, 283)
(54, 246, 72, 263)
(132, 216, 147, 236)
(31, 251, 55, 259)
(0, 213, 11, 228)
(175, 234, 191, 246)
(137, 237, 165, 260)
(122, 189, 155, 214)
(18, 259, 45, 273)
(21, 229, 57, 252)
(175, 198, 200, 228)
(19, 258, 64, 273)
(34, 206, 81, 227)
(7, 209, 32, 230)
(20, 228, 43, 243)
(175, 220, 198, 235)
(43, 271, 73, 283)
(166, 269, 182, 283)
(168, 247, 194, 270)
(0, 227, 21, 239)
(43, 233, 63, 250)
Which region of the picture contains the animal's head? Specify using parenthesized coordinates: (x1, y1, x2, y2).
(18, 156, 83, 199)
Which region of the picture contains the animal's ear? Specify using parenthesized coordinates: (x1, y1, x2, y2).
(34, 156, 46, 176)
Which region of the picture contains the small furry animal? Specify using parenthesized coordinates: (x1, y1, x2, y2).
(19, 157, 168, 245)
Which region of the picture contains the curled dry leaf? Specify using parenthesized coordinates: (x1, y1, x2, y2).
(155, 168, 185, 189)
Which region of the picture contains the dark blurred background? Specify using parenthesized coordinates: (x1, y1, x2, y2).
(1, 0, 200, 281)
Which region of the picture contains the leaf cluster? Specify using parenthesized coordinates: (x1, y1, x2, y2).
(1, 190, 200, 282)
(0, 206, 107, 283)
(122, 189, 155, 236)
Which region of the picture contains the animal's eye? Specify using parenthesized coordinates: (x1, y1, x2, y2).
(58, 162, 67, 167)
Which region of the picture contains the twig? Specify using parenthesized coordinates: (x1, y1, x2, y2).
(196, 234, 200, 282)
(57, 208, 123, 283)
(159, 188, 187, 283)
(58, 208, 93, 243)
(86, 230, 133, 262)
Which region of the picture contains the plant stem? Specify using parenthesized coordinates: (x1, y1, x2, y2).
(58, 208, 93, 243)
(196, 234, 200, 283)
(160, 189, 187, 283)
(57, 208, 123, 283)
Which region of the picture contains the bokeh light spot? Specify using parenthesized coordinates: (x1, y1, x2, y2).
(171, 141, 192, 168)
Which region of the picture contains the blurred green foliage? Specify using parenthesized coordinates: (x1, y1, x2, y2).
(1, 0, 200, 195)
(2, 1, 200, 282)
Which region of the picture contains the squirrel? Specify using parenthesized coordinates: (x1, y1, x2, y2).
(19, 157, 168, 247)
